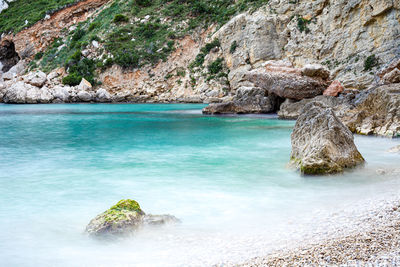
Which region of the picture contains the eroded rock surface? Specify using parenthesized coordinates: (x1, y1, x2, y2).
(341, 84, 400, 137)
(86, 199, 179, 237)
(290, 102, 364, 175)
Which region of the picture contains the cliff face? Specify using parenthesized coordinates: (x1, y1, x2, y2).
(0, 0, 399, 104)
(214, 0, 399, 95)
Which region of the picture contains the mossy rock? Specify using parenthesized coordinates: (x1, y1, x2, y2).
(86, 199, 145, 236)
(85, 199, 180, 237)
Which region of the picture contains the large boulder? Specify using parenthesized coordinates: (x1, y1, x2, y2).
(95, 88, 111, 102)
(23, 71, 47, 87)
(78, 78, 92, 91)
(86, 199, 179, 237)
(341, 84, 400, 137)
(2, 60, 27, 81)
(3, 81, 35, 103)
(52, 85, 70, 102)
(290, 101, 365, 175)
(77, 90, 93, 102)
(245, 67, 328, 100)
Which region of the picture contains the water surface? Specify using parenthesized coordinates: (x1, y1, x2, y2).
(0, 104, 399, 266)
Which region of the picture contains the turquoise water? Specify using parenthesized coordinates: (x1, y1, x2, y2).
(0, 104, 399, 266)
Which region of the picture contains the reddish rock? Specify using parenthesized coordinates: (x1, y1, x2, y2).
(377, 58, 400, 79)
(382, 68, 400, 84)
(323, 80, 344, 96)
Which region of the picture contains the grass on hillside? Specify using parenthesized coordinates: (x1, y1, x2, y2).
(34, 0, 269, 85)
(0, 0, 80, 34)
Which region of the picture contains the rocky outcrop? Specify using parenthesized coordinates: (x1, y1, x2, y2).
(203, 61, 328, 114)
(341, 84, 400, 137)
(278, 93, 356, 120)
(85, 199, 179, 237)
(290, 101, 365, 175)
(23, 70, 47, 87)
(203, 86, 279, 114)
(0, 40, 19, 72)
(378, 58, 400, 84)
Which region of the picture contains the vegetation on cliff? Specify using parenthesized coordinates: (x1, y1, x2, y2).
(0, 0, 80, 34)
(24, 0, 268, 85)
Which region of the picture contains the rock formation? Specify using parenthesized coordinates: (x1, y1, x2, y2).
(341, 84, 400, 137)
(290, 101, 365, 175)
(86, 199, 179, 237)
(203, 61, 329, 114)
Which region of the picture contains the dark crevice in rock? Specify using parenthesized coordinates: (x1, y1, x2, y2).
(0, 40, 20, 72)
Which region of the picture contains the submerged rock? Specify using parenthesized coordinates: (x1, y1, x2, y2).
(86, 199, 179, 237)
(387, 145, 400, 153)
(290, 102, 364, 175)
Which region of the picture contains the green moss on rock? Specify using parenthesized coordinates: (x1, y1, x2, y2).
(110, 199, 144, 213)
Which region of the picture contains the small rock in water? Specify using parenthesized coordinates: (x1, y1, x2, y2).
(85, 199, 179, 237)
(387, 145, 400, 153)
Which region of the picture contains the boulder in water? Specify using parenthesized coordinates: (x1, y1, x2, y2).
(290, 101, 365, 175)
(86, 199, 179, 237)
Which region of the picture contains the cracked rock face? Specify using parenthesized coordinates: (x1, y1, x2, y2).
(290, 101, 364, 175)
(341, 84, 400, 137)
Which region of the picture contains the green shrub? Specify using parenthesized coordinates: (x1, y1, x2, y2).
(364, 55, 378, 71)
(72, 29, 86, 42)
(115, 52, 139, 68)
(62, 73, 82, 86)
(88, 22, 100, 31)
(297, 16, 311, 33)
(230, 41, 238, 54)
(135, 0, 152, 7)
(34, 52, 44, 60)
(208, 58, 224, 74)
(113, 14, 129, 23)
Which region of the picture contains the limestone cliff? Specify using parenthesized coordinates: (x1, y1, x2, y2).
(0, 0, 399, 105)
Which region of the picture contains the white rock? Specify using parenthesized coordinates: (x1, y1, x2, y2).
(78, 78, 92, 91)
(92, 40, 99, 48)
(0, 0, 9, 13)
(3, 81, 34, 103)
(26, 87, 41, 104)
(47, 70, 59, 82)
(24, 70, 47, 87)
(39, 87, 54, 103)
(77, 90, 92, 102)
(52, 85, 70, 102)
(95, 88, 111, 102)
(82, 50, 90, 57)
(2, 60, 27, 81)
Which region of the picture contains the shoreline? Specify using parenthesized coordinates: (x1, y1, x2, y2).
(233, 196, 400, 266)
